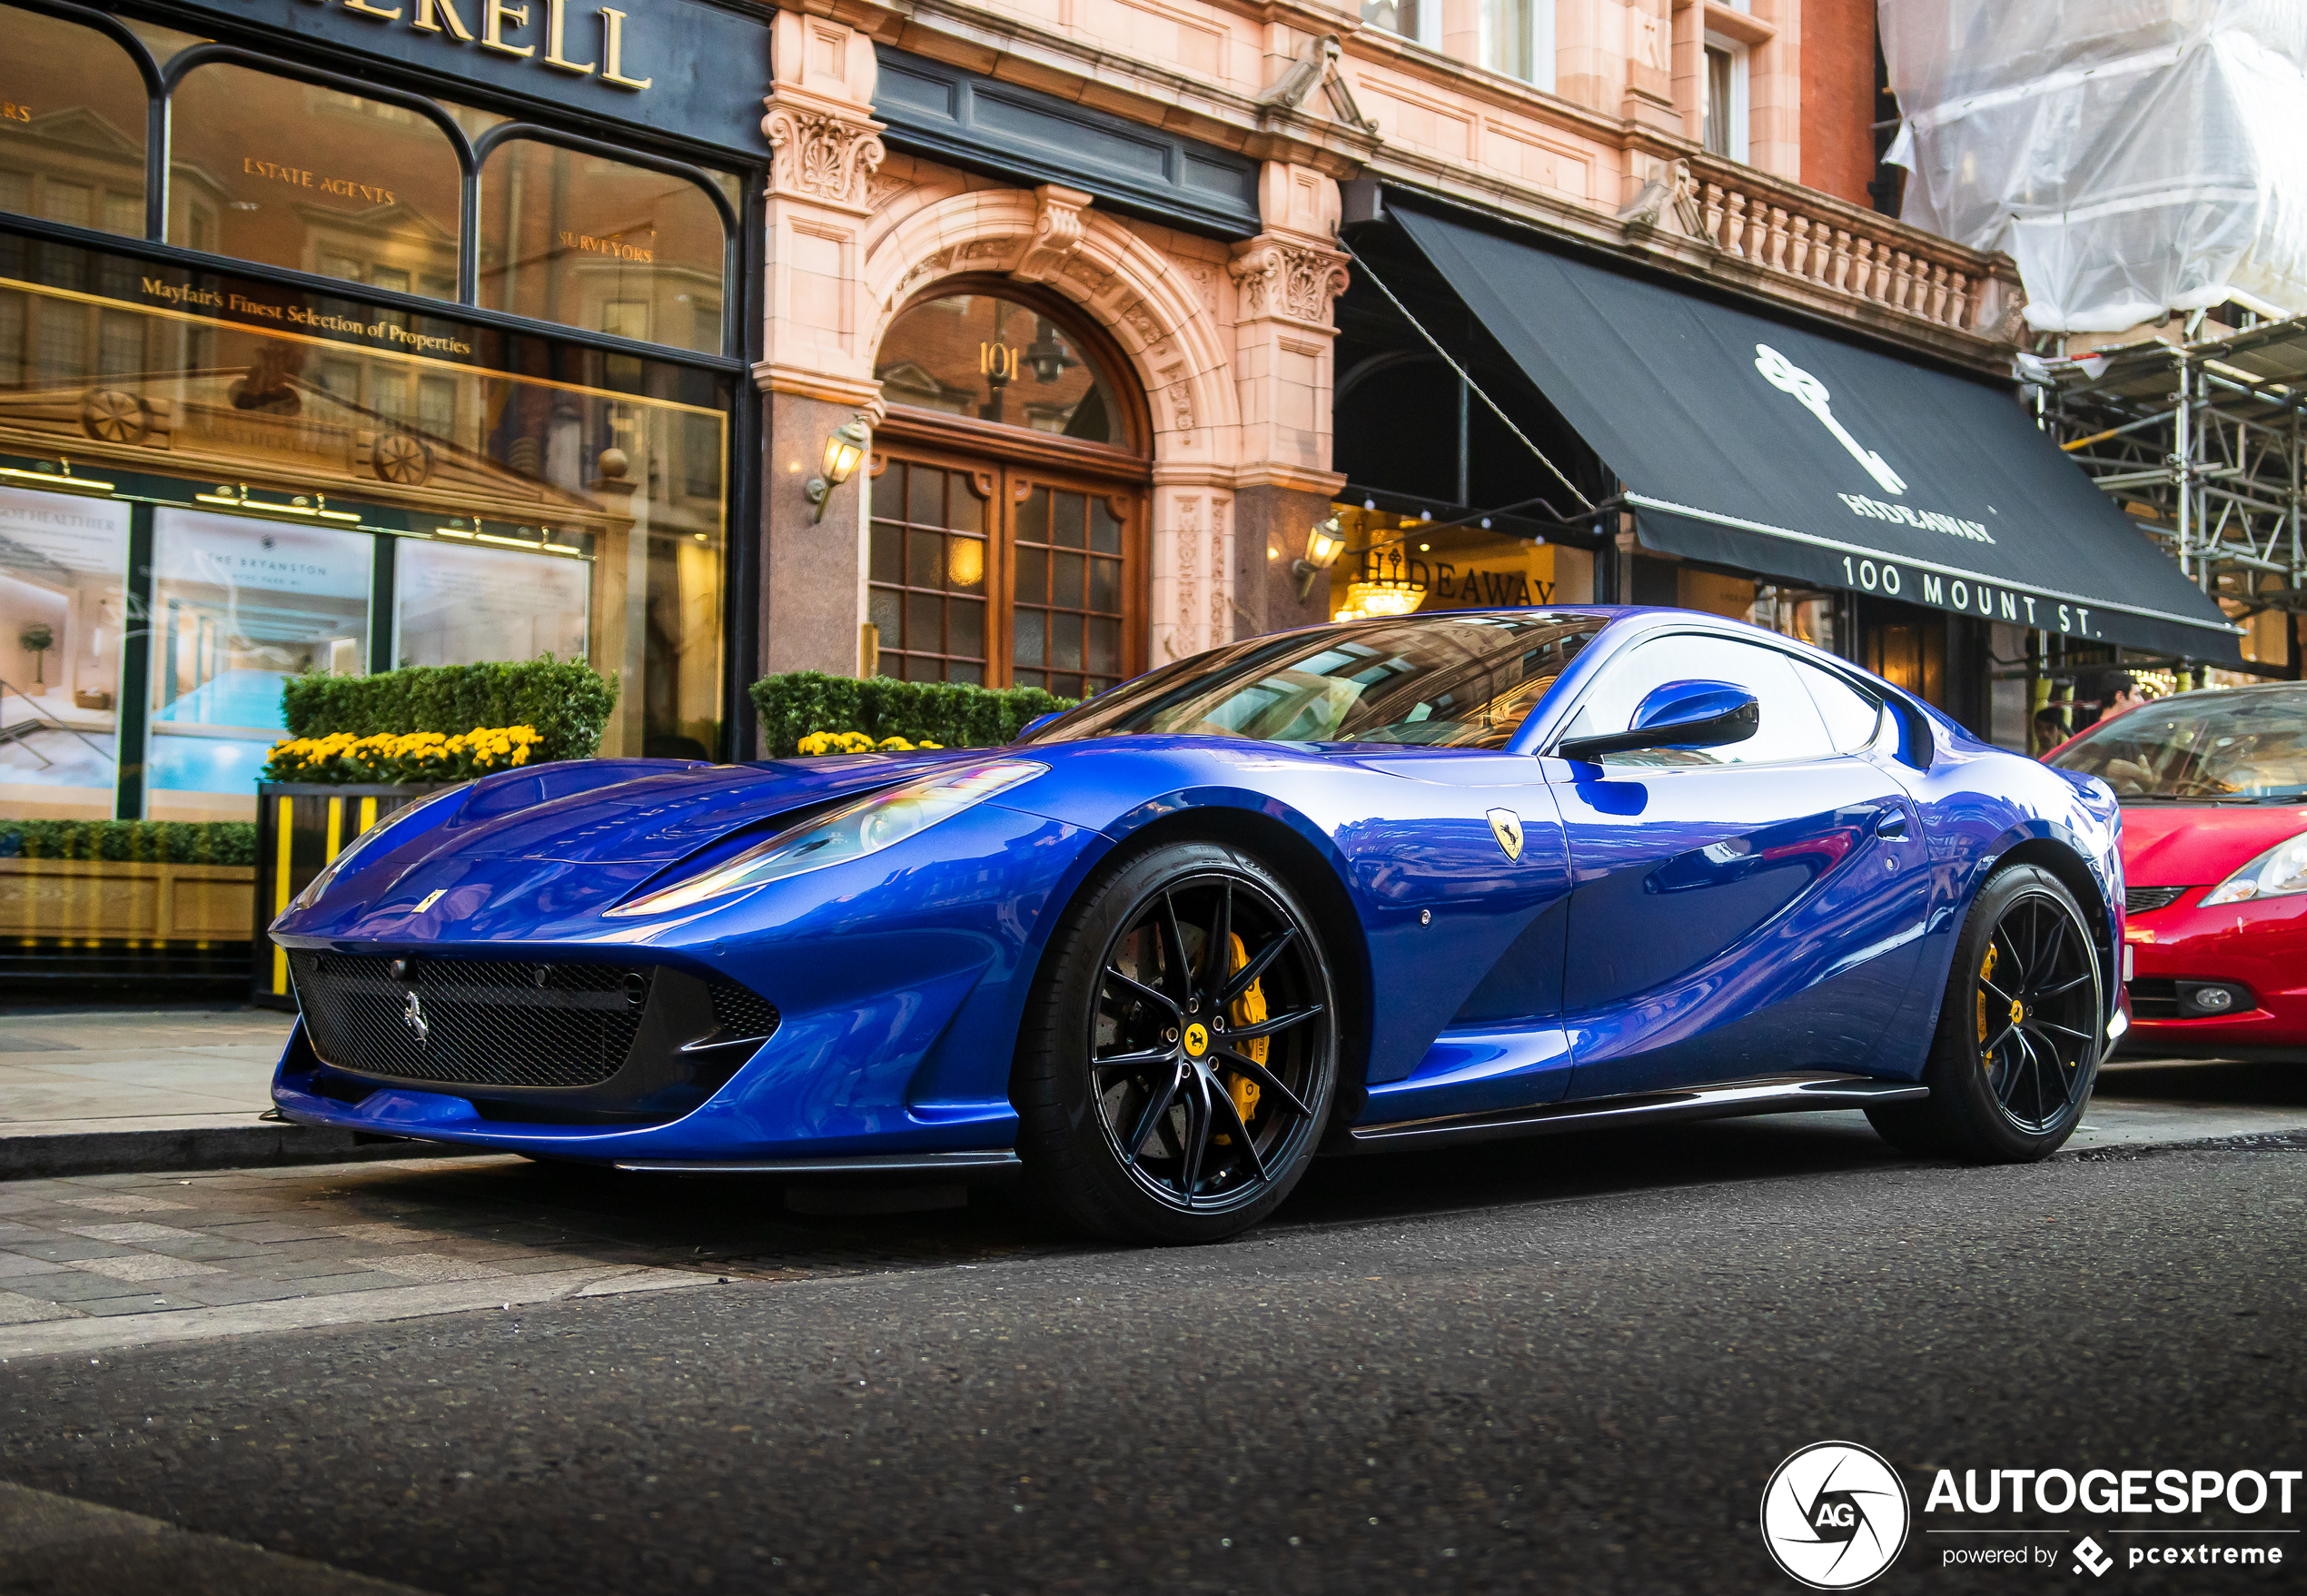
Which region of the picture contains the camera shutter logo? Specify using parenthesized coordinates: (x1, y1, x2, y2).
(1760, 1441, 1909, 1589)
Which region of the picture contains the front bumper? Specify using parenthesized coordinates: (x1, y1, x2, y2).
(2121, 887, 2307, 1057)
(270, 800, 1101, 1163)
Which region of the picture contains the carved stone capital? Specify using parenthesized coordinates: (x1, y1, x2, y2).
(761, 101, 886, 212)
(1012, 184, 1095, 283)
(1229, 236, 1349, 324)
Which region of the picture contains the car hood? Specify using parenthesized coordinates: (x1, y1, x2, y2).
(2120, 800, 2307, 887)
(431, 751, 971, 864)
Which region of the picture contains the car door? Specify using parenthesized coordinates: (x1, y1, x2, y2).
(1548, 630, 1927, 1100)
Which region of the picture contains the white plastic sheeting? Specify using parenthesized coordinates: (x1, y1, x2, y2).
(1881, 1, 2307, 333)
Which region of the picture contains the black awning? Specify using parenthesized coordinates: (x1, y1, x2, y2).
(1390, 204, 2242, 662)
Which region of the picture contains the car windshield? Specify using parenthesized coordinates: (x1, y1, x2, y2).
(2048, 689, 2307, 802)
(1021, 612, 1609, 749)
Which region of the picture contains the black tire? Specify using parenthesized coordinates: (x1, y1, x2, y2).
(1866, 863, 2105, 1162)
(1013, 839, 1339, 1244)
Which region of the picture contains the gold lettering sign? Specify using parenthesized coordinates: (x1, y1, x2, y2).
(242, 157, 399, 207)
(2, 101, 33, 124)
(557, 229, 654, 263)
(299, 0, 651, 92)
(979, 341, 1018, 381)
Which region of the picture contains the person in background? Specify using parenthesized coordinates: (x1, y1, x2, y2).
(2032, 707, 2070, 756)
(2084, 669, 2149, 729)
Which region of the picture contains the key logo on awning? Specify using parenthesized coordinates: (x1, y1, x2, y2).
(1755, 344, 1908, 497)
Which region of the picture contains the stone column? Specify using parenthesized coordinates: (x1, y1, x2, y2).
(1225, 161, 1349, 640)
(753, 11, 886, 712)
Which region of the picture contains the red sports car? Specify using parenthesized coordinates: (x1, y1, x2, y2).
(2048, 682, 2307, 1060)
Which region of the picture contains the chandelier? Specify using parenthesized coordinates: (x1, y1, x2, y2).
(1339, 576, 1425, 619)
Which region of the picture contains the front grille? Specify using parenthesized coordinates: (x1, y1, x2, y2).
(290, 952, 650, 1089)
(2126, 886, 2191, 915)
(2128, 976, 2180, 1018)
(708, 979, 779, 1039)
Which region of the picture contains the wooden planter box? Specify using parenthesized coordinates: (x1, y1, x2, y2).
(252, 781, 447, 1008)
(0, 857, 256, 942)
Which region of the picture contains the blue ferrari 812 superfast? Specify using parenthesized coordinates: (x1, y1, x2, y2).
(271, 608, 2126, 1242)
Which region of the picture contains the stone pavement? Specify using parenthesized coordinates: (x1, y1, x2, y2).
(0, 1151, 1069, 1361)
(0, 1006, 445, 1178)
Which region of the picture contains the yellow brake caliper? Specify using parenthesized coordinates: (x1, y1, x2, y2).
(1975, 943, 1999, 1065)
(1212, 932, 1267, 1144)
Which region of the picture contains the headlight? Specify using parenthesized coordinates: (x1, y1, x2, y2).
(2200, 831, 2307, 907)
(602, 758, 1046, 918)
(286, 783, 471, 913)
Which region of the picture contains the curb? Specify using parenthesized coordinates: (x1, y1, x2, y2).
(0, 1122, 486, 1182)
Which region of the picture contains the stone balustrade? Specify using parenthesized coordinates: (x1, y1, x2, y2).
(1688, 162, 2015, 336)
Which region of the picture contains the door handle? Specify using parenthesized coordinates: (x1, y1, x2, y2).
(1875, 811, 1910, 839)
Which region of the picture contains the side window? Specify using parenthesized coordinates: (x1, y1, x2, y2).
(1560, 634, 1836, 767)
(1789, 658, 1886, 752)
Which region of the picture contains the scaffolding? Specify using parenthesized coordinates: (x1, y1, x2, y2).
(2037, 312, 2307, 677)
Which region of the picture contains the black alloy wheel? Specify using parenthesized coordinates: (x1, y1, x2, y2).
(1973, 887, 2101, 1131)
(1866, 863, 2105, 1162)
(1014, 841, 1339, 1243)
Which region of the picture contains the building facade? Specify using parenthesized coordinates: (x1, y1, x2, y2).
(2, 0, 2257, 848)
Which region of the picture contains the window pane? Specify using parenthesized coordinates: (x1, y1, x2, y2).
(1015, 486, 1049, 545)
(908, 529, 942, 590)
(949, 481, 984, 535)
(906, 464, 943, 529)
(1015, 544, 1047, 605)
(949, 659, 984, 686)
(0, 6, 149, 240)
(1791, 658, 1884, 752)
(906, 590, 942, 652)
(867, 586, 901, 642)
(1089, 555, 1120, 614)
(1704, 46, 1734, 156)
(1482, 0, 1532, 80)
(149, 510, 371, 820)
(1089, 497, 1122, 553)
(948, 595, 984, 661)
(1013, 607, 1045, 669)
(873, 295, 1123, 444)
(396, 540, 588, 669)
(869, 522, 901, 584)
(1569, 635, 1837, 768)
(1087, 617, 1120, 677)
(0, 486, 129, 818)
(946, 534, 985, 595)
(478, 139, 728, 352)
(1051, 492, 1085, 548)
(168, 65, 460, 297)
(1051, 611, 1083, 671)
(872, 465, 903, 521)
(1052, 550, 1084, 610)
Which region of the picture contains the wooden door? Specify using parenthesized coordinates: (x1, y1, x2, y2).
(869, 443, 1144, 694)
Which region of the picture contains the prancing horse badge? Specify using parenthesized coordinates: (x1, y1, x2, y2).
(1487, 808, 1524, 861)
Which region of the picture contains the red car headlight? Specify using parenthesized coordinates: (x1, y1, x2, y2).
(2200, 830, 2307, 907)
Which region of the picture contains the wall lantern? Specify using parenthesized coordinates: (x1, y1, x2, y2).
(805, 412, 873, 523)
(1293, 515, 1346, 600)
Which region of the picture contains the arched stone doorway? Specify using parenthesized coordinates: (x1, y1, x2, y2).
(866, 279, 1152, 696)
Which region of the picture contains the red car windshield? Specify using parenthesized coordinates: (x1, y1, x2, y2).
(2050, 689, 2307, 803)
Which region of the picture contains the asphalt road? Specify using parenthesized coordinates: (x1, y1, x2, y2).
(4, 1061, 2305, 1596)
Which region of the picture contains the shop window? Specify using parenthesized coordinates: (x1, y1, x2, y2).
(477, 139, 728, 354)
(875, 294, 1124, 445)
(397, 540, 588, 669)
(869, 460, 989, 685)
(166, 64, 461, 300)
(0, 486, 130, 819)
(1012, 485, 1124, 699)
(1322, 505, 1566, 621)
(147, 511, 371, 822)
(0, 5, 150, 240)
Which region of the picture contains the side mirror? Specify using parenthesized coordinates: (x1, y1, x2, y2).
(1556, 679, 1760, 763)
(1014, 710, 1065, 742)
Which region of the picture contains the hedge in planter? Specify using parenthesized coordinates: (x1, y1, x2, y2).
(261, 726, 544, 784)
(0, 818, 257, 865)
(749, 672, 1074, 758)
(281, 658, 615, 764)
